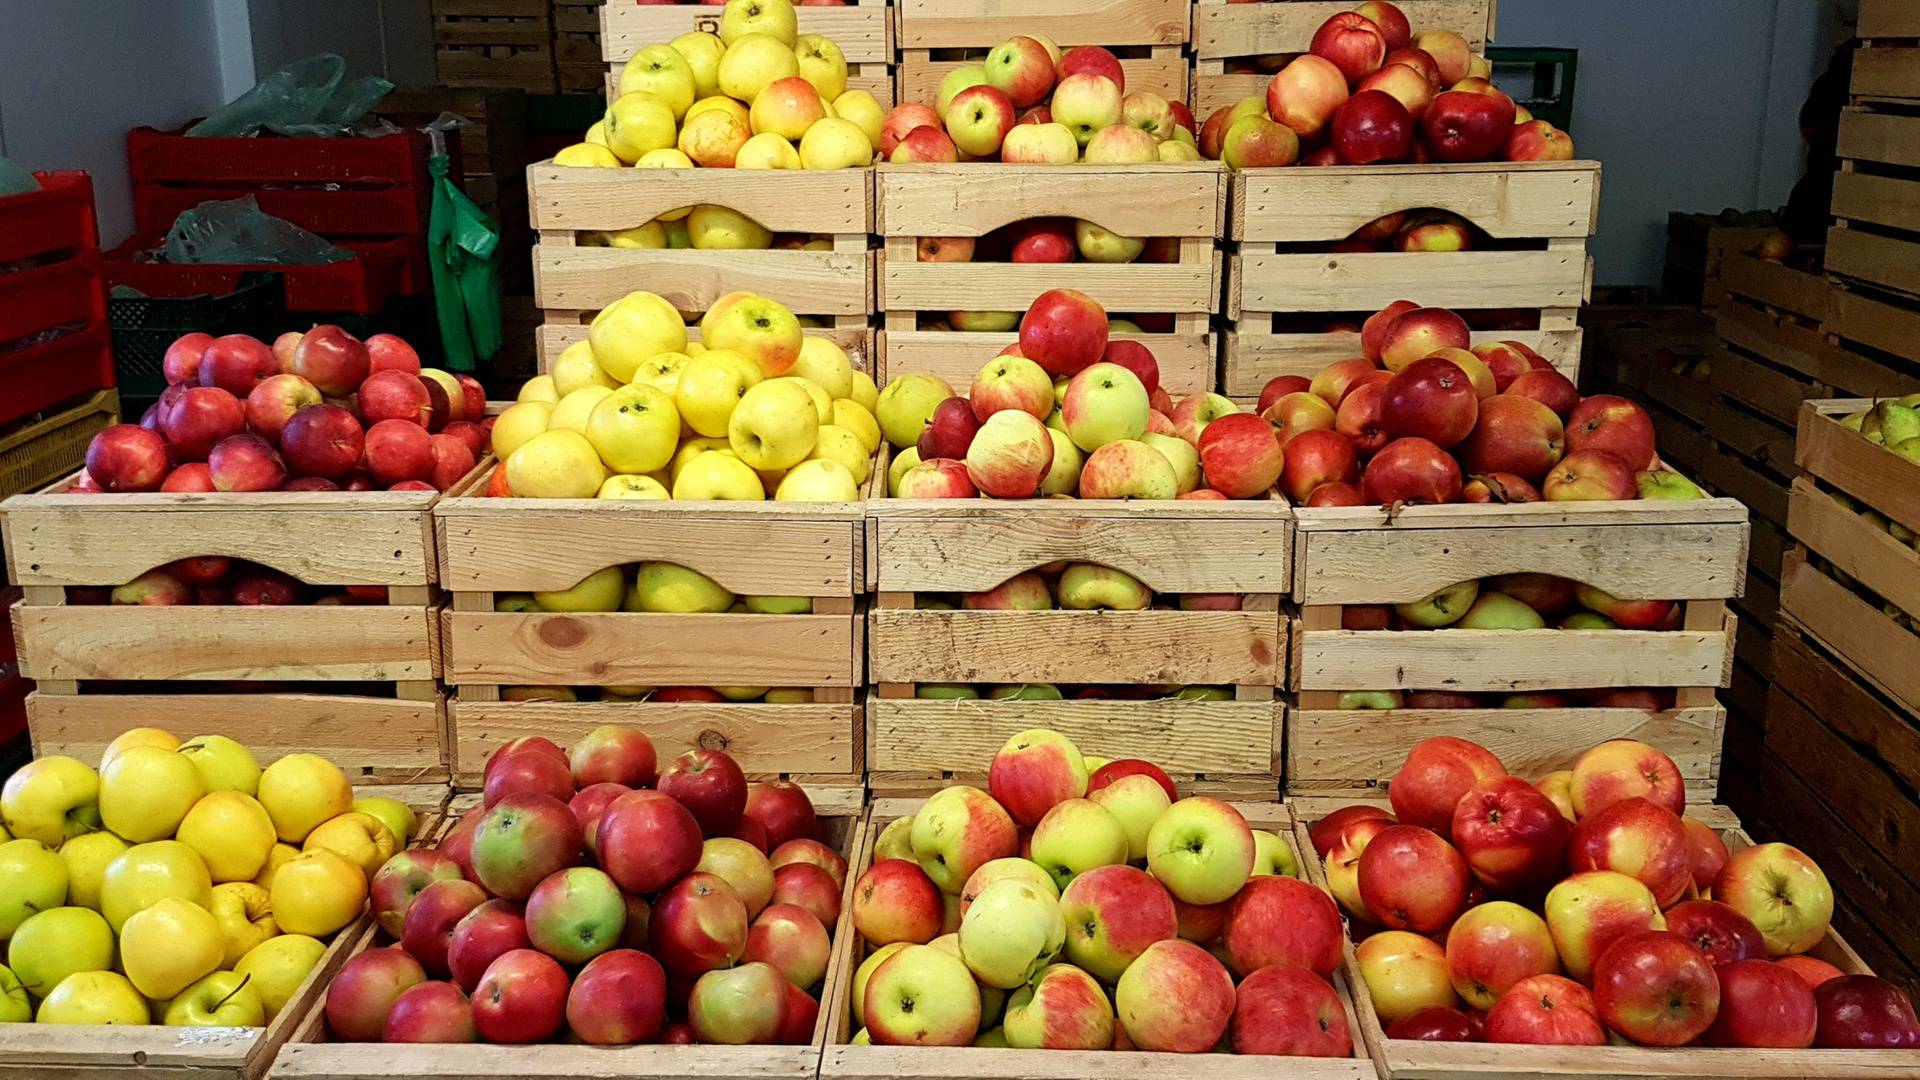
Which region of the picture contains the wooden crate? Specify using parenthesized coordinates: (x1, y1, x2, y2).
(1287, 495, 1748, 799)
(894, 0, 1189, 107)
(1852, 0, 1920, 103)
(1578, 295, 1715, 395)
(819, 796, 1377, 1080)
(1290, 798, 1911, 1079)
(876, 162, 1225, 395)
(272, 786, 865, 1080)
(866, 492, 1289, 799)
(1830, 105, 1920, 301)
(1221, 161, 1599, 399)
(528, 160, 873, 370)
(0, 792, 446, 1078)
(1190, 0, 1495, 117)
(600, 0, 894, 108)
(434, 461, 870, 794)
(1, 476, 450, 785)
(1663, 210, 1779, 309)
(433, 0, 557, 92)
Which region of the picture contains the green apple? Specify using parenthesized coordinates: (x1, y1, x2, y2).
(533, 565, 626, 613)
(1089, 774, 1171, 862)
(987, 684, 1063, 700)
(1, 757, 100, 846)
(0, 965, 29, 1021)
(1453, 591, 1546, 630)
(8, 906, 113, 998)
(587, 384, 682, 475)
(960, 859, 1059, 920)
(35, 970, 147, 1024)
(1250, 829, 1298, 878)
(0, 839, 69, 938)
(1061, 363, 1149, 452)
(1074, 221, 1146, 263)
(850, 941, 909, 1027)
(1395, 579, 1479, 627)
(1872, 401, 1920, 446)
(872, 818, 915, 863)
(1040, 429, 1084, 496)
(926, 933, 1006, 1024)
(729, 379, 820, 471)
(936, 66, 989, 115)
(1895, 437, 1920, 465)
(495, 594, 542, 613)
(1141, 433, 1199, 493)
(887, 445, 923, 496)
(162, 969, 266, 1027)
(958, 879, 1065, 989)
(910, 787, 1017, 895)
(975, 1026, 1009, 1047)
(1029, 799, 1129, 891)
(744, 595, 812, 614)
(628, 562, 734, 612)
(1057, 564, 1152, 610)
(1557, 612, 1616, 630)
(1636, 469, 1708, 500)
(177, 736, 261, 796)
(1169, 686, 1232, 701)
(1337, 690, 1404, 709)
(916, 684, 981, 699)
(875, 374, 956, 449)
(1145, 797, 1256, 905)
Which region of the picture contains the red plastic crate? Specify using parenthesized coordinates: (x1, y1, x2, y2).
(104, 236, 413, 314)
(127, 126, 435, 188)
(133, 183, 431, 239)
(0, 326, 115, 431)
(0, 172, 98, 265)
(0, 253, 105, 344)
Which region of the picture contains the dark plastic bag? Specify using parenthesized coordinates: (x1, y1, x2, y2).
(164, 196, 350, 265)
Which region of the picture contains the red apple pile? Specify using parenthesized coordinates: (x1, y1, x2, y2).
(883, 290, 1280, 501)
(1200, 2, 1573, 168)
(847, 728, 1350, 1056)
(917, 219, 1184, 288)
(74, 558, 391, 609)
(78, 328, 486, 496)
(1318, 736, 1919, 1050)
(326, 729, 844, 1046)
(882, 39, 1198, 165)
(1261, 300, 1710, 507)
(1335, 208, 1482, 254)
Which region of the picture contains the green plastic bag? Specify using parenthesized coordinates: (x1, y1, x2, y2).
(427, 153, 501, 371)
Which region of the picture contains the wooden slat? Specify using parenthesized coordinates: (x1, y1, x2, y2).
(1236, 247, 1589, 313)
(1859, 0, 1920, 38)
(1231, 161, 1599, 243)
(1705, 400, 1796, 475)
(1701, 447, 1789, 527)
(1766, 673, 1920, 886)
(445, 611, 858, 687)
(868, 608, 1280, 685)
(1780, 550, 1920, 720)
(1789, 478, 1920, 620)
(1833, 169, 1920, 236)
(1220, 328, 1582, 397)
(1797, 400, 1920, 534)
(1852, 44, 1920, 100)
(529, 162, 870, 234)
(1772, 626, 1920, 803)
(875, 163, 1224, 240)
(1192, 0, 1492, 57)
(535, 245, 870, 318)
(870, 698, 1277, 775)
(1718, 251, 1833, 320)
(601, 2, 892, 65)
(15, 604, 435, 682)
(1837, 107, 1920, 169)
(1709, 343, 1825, 426)
(878, 330, 1215, 396)
(896, 0, 1189, 48)
(1827, 224, 1920, 298)
(1297, 617, 1736, 693)
(870, 512, 1289, 593)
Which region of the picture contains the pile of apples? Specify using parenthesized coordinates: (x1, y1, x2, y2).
(323, 729, 844, 1046)
(79, 557, 393, 609)
(878, 39, 1199, 164)
(559, 0, 880, 174)
(80, 327, 484, 495)
(1199, 2, 1574, 168)
(879, 290, 1283, 500)
(1262, 301, 1709, 506)
(491, 290, 878, 501)
(848, 728, 1350, 1056)
(1315, 736, 1920, 1049)
(0, 727, 417, 1027)
(916, 219, 1179, 278)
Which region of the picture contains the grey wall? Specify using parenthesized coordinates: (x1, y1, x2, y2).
(1496, 0, 1852, 285)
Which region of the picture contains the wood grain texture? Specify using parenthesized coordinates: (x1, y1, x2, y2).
(1798, 400, 1920, 535)
(1192, 0, 1492, 57)
(1859, 0, 1920, 37)
(898, 53, 1188, 108)
(1719, 251, 1834, 319)
(1709, 342, 1826, 426)
(1231, 161, 1599, 242)
(450, 698, 861, 784)
(14, 604, 436, 682)
(883, 258, 1216, 314)
(1701, 447, 1788, 528)
(1297, 618, 1737, 693)
(535, 245, 870, 317)
(529, 162, 870, 233)
(1221, 328, 1581, 396)
(878, 330, 1215, 396)
(1774, 616, 1920, 798)
(1853, 44, 1920, 102)
(1837, 107, 1920, 170)
(875, 163, 1225, 239)
(870, 698, 1278, 775)
(897, 0, 1189, 48)
(869, 608, 1280, 684)
(445, 611, 858, 687)
(1236, 247, 1589, 313)
(1781, 551, 1920, 720)
(601, 1, 892, 64)
(1789, 479, 1920, 619)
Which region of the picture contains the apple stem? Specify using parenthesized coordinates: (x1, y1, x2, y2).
(214, 973, 252, 1012)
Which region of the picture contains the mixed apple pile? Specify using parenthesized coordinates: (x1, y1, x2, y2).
(1262, 301, 1709, 506)
(491, 290, 877, 501)
(325, 730, 841, 1045)
(881, 290, 1284, 500)
(0, 728, 418, 1027)
(80, 327, 483, 495)
(559, 0, 881, 174)
(67, 557, 394, 610)
(1199, 3, 1573, 168)
(1315, 736, 1920, 1049)
(849, 729, 1348, 1056)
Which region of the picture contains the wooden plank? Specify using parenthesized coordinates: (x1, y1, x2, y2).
(1859, 0, 1920, 38)
(1719, 251, 1833, 320)
(1798, 399, 1920, 535)
(1709, 344, 1824, 427)
(1298, 618, 1736, 693)
(1220, 328, 1581, 396)
(870, 513, 1289, 593)
(1705, 400, 1796, 476)
(897, 0, 1190, 48)
(875, 163, 1224, 240)
(878, 330, 1215, 396)
(1773, 626, 1920, 795)
(868, 608, 1280, 685)
(601, 2, 892, 65)
(529, 162, 870, 234)
(1837, 107, 1920, 170)
(1765, 675, 1920, 886)
(15, 604, 435, 682)
(1701, 447, 1789, 527)
(445, 611, 858, 687)
(1852, 43, 1920, 101)
(1236, 248, 1589, 312)
(1789, 479, 1920, 621)
(882, 259, 1216, 314)
(1193, 0, 1491, 57)
(1833, 169, 1920, 238)
(1827, 224, 1920, 298)
(535, 245, 869, 318)
(1780, 551, 1920, 720)
(870, 698, 1277, 775)
(1231, 161, 1599, 243)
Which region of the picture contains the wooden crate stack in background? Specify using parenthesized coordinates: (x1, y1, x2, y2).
(1661, 209, 1780, 309)
(895, 0, 1189, 107)
(553, 0, 603, 93)
(432, 0, 558, 93)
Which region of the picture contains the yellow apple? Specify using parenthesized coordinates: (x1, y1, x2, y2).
(302, 812, 398, 879)
(729, 379, 820, 470)
(675, 350, 765, 437)
(718, 32, 799, 101)
(587, 384, 681, 474)
(8, 906, 113, 999)
(672, 31, 726, 98)
(547, 384, 614, 435)
(599, 222, 667, 249)
(671, 437, 734, 482)
(809, 424, 872, 483)
(506, 430, 609, 499)
(491, 401, 554, 460)
(270, 849, 366, 937)
(0, 965, 29, 1021)
(603, 91, 678, 164)
(628, 562, 735, 612)
(795, 34, 848, 99)
(636, 145, 694, 169)
(736, 131, 802, 169)
(776, 376, 832, 423)
(764, 688, 813, 703)
(590, 291, 688, 383)
(57, 830, 127, 911)
(750, 76, 826, 141)
(532, 564, 626, 613)
(100, 840, 210, 932)
(164, 969, 267, 1027)
(714, 686, 769, 702)
(678, 105, 752, 167)
(252, 843, 299, 891)
(98, 745, 203, 844)
(517, 374, 559, 404)
(584, 120, 607, 146)
(619, 44, 697, 117)
(744, 595, 811, 613)
(599, 475, 671, 500)
(775, 458, 859, 500)
(353, 797, 416, 849)
(686, 95, 750, 127)
(832, 399, 881, 452)
(176, 735, 261, 795)
(687, 204, 773, 250)
(36, 970, 147, 1024)
(1, 755, 101, 846)
(888, 445, 923, 496)
(799, 117, 873, 169)
(235, 933, 326, 1020)
(720, 0, 798, 46)
(1157, 139, 1201, 162)
(553, 142, 623, 168)
(208, 882, 278, 966)
(834, 90, 885, 146)
(630, 351, 690, 396)
(849, 369, 879, 413)
(701, 293, 803, 377)
(673, 450, 765, 500)
(256, 754, 354, 844)
(102, 727, 180, 767)
(121, 897, 223, 999)
(176, 790, 277, 883)
(875, 372, 957, 448)
(551, 340, 619, 397)
(788, 337, 854, 399)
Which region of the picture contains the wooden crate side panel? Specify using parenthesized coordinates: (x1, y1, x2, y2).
(1836, 107, 1920, 169)
(1780, 551, 1920, 720)
(1701, 446, 1789, 529)
(1192, 0, 1492, 59)
(1221, 328, 1581, 397)
(1853, 44, 1920, 101)
(600, 2, 892, 64)
(878, 330, 1214, 395)
(528, 164, 871, 234)
(897, 0, 1189, 48)
(1771, 626, 1920, 806)
(1232, 163, 1599, 243)
(445, 611, 859, 687)
(1789, 479, 1920, 621)
(869, 608, 1281, 685)
(1827, 223, 1920, 297)
(1797, 402, 1920, 535)
(871, 513, 1290, 593)
(870, 698, 1277, 776)
(1235, 247, 1589, 314)
(1718, 252, 1834, 321)
(1859, 0, 1920, 38)
(1833, 163, 1920, 234)
(898, 54, 1186, 107)
(535, 245, 870, 318)
(15, 604, 436, 682)
(882, 259, 1217, 314)
(876, 164, 1224, 239)
(1297, 618, 1736, 693)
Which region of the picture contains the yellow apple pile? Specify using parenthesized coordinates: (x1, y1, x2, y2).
(0, 728, 418, 1027)
(490, 289, 879, 502)
(556, 0, 881, 213)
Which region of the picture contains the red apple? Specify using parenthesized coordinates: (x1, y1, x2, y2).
(1451, 776, 1570, 891)
(483, 748, 575, 807)
(1505, 369, 1580, 418)
(448, 899, 530, 993)
(401, 879, 489, 977)
(1568, 797, 1693, 907)
(597, 790, 704, 894)
(471, 948, 569, 1044)
(1592, 931, 1721, 1046)
(1198, 413, 1284, 498)
(1267, 55, 1350, 141)
(1057, 46, 1123, 90)
(1461, 472, 1540, 503)
(469, 793, 581, 901)
(292, 325, 371, 397)
(1379, 306, 1471, 371)
(880, 103, 942, 155)
(1484, 974, 1605, 1045)
(207, 433, 287, 492)
(1361, 301, 1420, 362)
(85, 424, 172, 492)
(1391, 736, 1507, 833)
(1355, 1, 1412, 50)
(1258, 375, 1313, 414)
(1543, 449, 1636, 501)
(163, 332, 214, 386)
(1231, 966, 1352, 1056)
(1101, 339, 1160, 397)
(280, 404, 365, 479)
(650, 872, 750, 978)
(327, 946, 427, 1040)
(658, 749, 749, 836)
(851, 858, 942, 946)
(1311, 11, 1387, 85)
(1332, 89, 1415, 164)
(359, 369, 432, 428)
(1306, 481, 1366, 506)
(1388, 1006, 1481, 1041)
(771, 862, 841, 928)
(1778, 955, 1846, 990)
(1381, 356, 1479, 448)
(1222, 874, 1343, 978)
(1457, 394, 1565, 481)
(1566, 395, 1657, 469)
(744, 781, 816, 850)
(370, 849, 463, 939)
(1704, 958, 1816, 1048)
(567, 949, 667, 1045)
(383, 980, 478, 1043)
(1358, 825, 1470, 932)
(366, 333, 421, 375)
(364, 418, 435, 486)
(1506, 120, 1575, 162)
(1010, 220, 1074, 263)
(1363, 437, 1462, 505)
(919, 397, 983, 462)
(1309, 805, 1394, 858)
(1087, 759, 1177, 801)
(1664, 900, 1765, 968)
(1334, 379, 1392, 455)
(428, 433, 476, 491)
(1281, 428, 1360, 502)
(569, 724, 656, 789)
(442, 420, 487, 458)
(161, 386, 247, 461)
(198, 334, 278, 397)
(1420, 89, 1517, 162)
(1356, 59, 1435, 118)
(1019, 288, 1108, 378)
(1681, 819, 1731, 893)
(1814, 975, 1920, 1048)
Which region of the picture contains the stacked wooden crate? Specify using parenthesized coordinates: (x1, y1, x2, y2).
(553, 0, 603, 93)
(600, 1, 894, 106)
(1662, 209, 1780, 309)
(432, 0, 558, 93)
